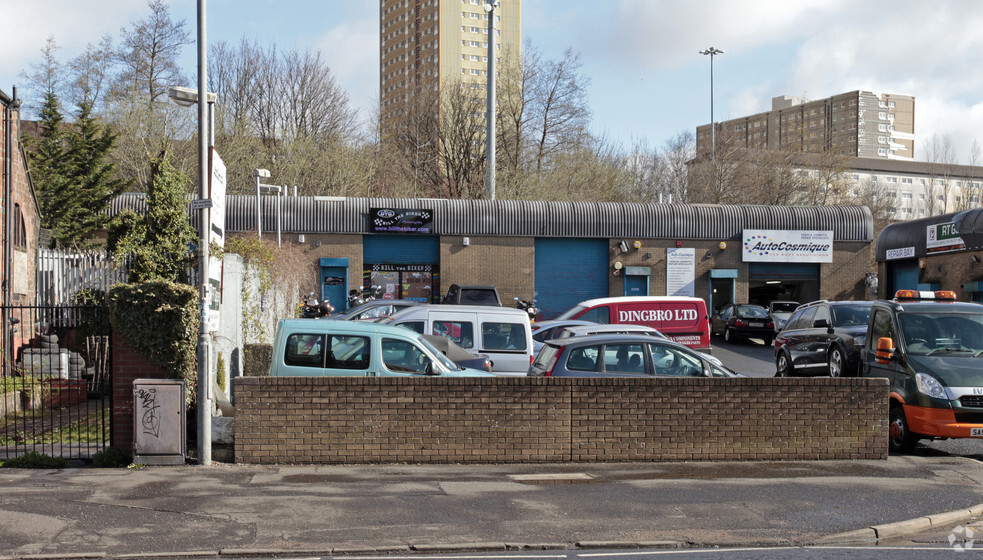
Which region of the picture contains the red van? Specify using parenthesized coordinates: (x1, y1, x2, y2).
(555, 296, 712, 353)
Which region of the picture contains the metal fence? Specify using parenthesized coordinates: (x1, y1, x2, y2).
(37, 248, 130, 306)
(1, 305, 112, 461)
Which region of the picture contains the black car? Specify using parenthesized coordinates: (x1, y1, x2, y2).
(711, 303, 775, 345)
(774, 300, 873, 378)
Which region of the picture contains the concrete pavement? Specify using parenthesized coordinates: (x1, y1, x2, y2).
(1, 456, 983, 559)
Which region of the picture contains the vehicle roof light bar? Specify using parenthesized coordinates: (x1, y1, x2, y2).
(893, 289, 957, 302)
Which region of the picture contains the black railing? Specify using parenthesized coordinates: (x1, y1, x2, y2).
(1, 305, 112, 461)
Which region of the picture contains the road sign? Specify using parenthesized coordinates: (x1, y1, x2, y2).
(191, 198, 213, 210)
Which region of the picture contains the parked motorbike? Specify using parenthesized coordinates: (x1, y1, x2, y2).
(347, 289, 365, 309)
(300, 292, 333, 318)
(514, 296, 538, 322)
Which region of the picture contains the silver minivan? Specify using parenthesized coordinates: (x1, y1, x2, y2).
(382, 305, 534, 376)
(268, 319, 492, 377)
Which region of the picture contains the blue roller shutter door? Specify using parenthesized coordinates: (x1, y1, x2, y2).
(891, 261, 919, 292)
(535, 238, 609, 320)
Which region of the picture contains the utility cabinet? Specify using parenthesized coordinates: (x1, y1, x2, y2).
(133, 379, 186, 465)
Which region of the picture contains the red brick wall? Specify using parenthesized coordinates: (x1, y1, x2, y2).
(111, 331, 173, 451)
(233, 376, 888, 464)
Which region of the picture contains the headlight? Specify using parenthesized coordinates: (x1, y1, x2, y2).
(915, 372, 947, 399)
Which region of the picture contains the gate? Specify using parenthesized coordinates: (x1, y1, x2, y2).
(1, 304, 112, 461)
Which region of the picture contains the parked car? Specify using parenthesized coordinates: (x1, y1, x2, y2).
(555, 296, 712, 353)
(268, 319, 492, 377)
(554, 323, 667, 340)
(441, 284, 502, 306)
(767, 301, 800, 332)
(421, 334, 491, 372)
(531, 319, 597, 354)
(774, 300, 873, 378)
(711, 303, 775, 344)
(861, 290, 983, 452)
(327, 299, 420, 321)
(383, 304, 533, 376)
(529, 333, 738, 378)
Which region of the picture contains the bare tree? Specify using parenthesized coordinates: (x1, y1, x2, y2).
(66, 35, 115, 112)
(526, 46, 591, 178)
(111, 0, 191, 108)
(18, 36, 62, 118)
(925, 133, 957, 216)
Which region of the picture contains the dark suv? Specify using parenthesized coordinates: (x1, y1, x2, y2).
(774, 300, 873, 378)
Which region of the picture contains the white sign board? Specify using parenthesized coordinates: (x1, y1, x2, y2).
(926, 222, 966, 254)
(885, 246, 915, 260)
(206, 148, 227, 332)
(666, 248, 695, 297)
(743, 230, 834, 263)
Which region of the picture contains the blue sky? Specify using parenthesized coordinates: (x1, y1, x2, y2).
(4, 0, 983, 162)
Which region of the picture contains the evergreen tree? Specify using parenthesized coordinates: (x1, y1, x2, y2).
(25, 91, 72, 244)
(108, 152, 196, 283)
(60, 101, 131, 248)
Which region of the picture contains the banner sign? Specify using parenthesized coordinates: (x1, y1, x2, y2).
(369, 208, 433, 234)
(885, 247, 915, 260)
(743, 230, 834, 263)
(666, 248, 695, 297)
(926, 222, 966, 254)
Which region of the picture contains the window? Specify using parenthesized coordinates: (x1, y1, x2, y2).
(566, 345, 600, 371)
(381, 338, 429, 373)
(603, 343, 646, 374)
(434, 320, 475, 348)
(327, 335, 370, 370)
(902, 178, 913, 184)
(482, 322, 528, 351)
(649, 344, 704, 377)
(285, 334, 325, 368)
(13, 204, 26, 249)
(578, 305, 610, 324)
(396, 321, 425, 334)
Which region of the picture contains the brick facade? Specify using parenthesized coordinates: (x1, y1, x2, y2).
(111, 331, 174, 452)
(233, 376, 888, 464)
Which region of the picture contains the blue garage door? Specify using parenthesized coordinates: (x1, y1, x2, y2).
(891, 260, 919, 292)
(363, 235, 440, 263)
(535, 238, 609, 320)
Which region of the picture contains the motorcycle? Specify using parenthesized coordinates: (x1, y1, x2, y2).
(347, 289, 365, 309)
(514, 296, 538, 322)
(300, 292, 333, 318)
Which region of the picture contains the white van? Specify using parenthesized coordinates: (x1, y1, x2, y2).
(382, 305, 534, 376)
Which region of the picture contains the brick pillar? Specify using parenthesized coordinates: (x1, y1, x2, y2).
(111, 331, 172, 452)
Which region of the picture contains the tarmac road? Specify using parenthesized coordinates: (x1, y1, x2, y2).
(2, 456, 983, 560)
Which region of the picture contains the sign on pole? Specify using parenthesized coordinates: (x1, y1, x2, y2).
(206, 148, 227, 332)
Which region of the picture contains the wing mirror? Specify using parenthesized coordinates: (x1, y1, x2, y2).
(875, 337, 895, 364)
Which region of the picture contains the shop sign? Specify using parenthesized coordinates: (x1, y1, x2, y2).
(369, 264, 434, 273)
(743, 230, 833, 263)
(369, 208, 433, 234)
(666, 248, 695, 297)
(926, 222, 966, 254)
(885, 247, 915, 260)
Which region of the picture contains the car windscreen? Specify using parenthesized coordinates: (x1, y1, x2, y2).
(556, 305, 588, 320)
(736, 305, 769, 318)
(462, 290, 498, 305)
(898, 311, 983, 355)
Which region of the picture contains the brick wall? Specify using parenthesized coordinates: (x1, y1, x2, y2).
(111, 331, 174, 451)
(233, 376, 888, 464)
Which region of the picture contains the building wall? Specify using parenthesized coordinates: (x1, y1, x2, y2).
(2, 94, 39, 306)
(233, 376, 889, 464)
(439, 235, 534, 304)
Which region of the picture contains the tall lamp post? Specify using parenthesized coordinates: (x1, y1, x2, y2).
(253, 169, 283, 248)
(699, 46, 724, 160)
(253, 168, 270, 239)
(484, 1, 499, 200)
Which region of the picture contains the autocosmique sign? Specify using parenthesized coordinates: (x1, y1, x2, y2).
(369, 208, 434, 234)
(742, 229, 834, 263)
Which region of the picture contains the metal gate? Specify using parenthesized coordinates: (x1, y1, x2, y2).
(1, 305, 112, 461)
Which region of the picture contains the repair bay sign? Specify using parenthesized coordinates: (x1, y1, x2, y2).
(743, 230, 834, 263)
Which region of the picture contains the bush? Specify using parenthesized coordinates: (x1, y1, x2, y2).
(92, 446, 132, 468)
(0, 451, 69, 469)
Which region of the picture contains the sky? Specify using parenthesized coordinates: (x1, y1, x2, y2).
(4, 0, 983, 163)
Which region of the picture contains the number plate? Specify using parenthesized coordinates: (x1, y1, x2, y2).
(971, 428, 983, 437)
(750, 322, 763, 327)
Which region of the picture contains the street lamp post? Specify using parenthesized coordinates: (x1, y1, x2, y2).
(484, 1, 499, 200)
(253, 169, 270, 240)
(699, 46, 724, 160)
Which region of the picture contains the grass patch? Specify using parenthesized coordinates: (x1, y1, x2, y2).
(0, 450, 69, 469)
(0, 407, 110, 446)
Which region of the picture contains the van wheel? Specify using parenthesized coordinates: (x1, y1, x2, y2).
(775, 352, 791, 377)
(889, 405, 919, 453)
(828, 347, 846, 378)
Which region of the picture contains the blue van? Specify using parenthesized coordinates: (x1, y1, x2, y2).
(268, 319, 492, 377)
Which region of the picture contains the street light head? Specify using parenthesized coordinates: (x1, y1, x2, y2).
(483, 1, 498, 12)
(168, 85, 217, 107)
(700, 47, 724, 56)
(253, 168, 271, 179)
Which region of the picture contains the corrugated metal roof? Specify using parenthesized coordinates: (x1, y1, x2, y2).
(110, 194, 874, 242)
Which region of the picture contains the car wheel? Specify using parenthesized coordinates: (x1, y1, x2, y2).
(889, 405, 918, 453)
(828, 346, 846, 378)
(724, 327, 735, 343)
(775, 352, 791, 377)
(763, 337, 773, 346)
